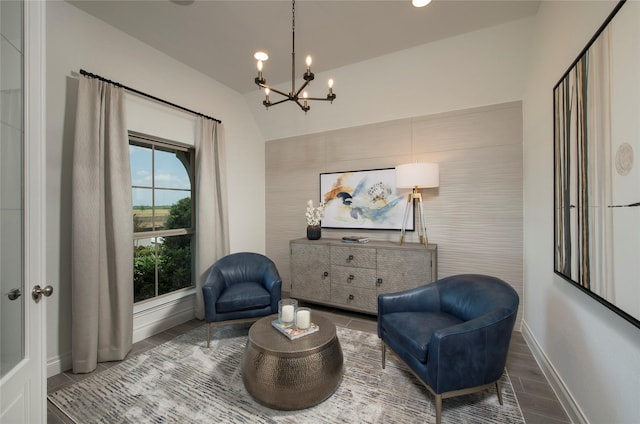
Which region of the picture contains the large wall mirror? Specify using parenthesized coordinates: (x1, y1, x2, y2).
(554, 0, 640, 329)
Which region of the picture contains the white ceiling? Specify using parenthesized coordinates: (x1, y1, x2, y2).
(67, 0, 540, 95)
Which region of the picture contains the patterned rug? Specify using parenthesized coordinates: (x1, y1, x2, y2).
(49, 323, 524, 423)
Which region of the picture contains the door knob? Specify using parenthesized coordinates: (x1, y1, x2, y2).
(7, 288, 21, 300)
(32, 284, 54, 302)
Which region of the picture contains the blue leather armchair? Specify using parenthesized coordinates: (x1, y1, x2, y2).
(202, 252, 282, 347)
(378, 274, 519, 424)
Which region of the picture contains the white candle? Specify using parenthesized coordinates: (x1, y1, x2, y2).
(296, 310, 311, 329)
(281, 305, 294, 322)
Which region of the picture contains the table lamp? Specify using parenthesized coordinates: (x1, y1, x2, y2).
(395, 162, 439, 246)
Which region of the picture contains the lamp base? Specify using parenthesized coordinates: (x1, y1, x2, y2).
(399, 187, 429, 247)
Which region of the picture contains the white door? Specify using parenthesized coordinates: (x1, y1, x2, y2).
(0, 1, 47, 422)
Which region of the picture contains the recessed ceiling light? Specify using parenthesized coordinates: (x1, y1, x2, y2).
(254, 51, 269, 61)
(412, 0, 432, 7)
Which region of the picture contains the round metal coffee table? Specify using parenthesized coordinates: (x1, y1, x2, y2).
(241, 313, 343, 410)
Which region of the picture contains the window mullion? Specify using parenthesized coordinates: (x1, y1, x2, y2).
(152, 144, 156, 232)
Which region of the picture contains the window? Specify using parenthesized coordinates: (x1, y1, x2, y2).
(130, 134, 195, 303)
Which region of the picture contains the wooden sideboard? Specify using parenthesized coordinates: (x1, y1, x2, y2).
(290, 238, 437, 315)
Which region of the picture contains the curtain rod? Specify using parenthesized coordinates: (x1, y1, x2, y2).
(79, 69, 222, 124)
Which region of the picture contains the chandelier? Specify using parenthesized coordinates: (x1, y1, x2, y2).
(253, 0, 336, 113)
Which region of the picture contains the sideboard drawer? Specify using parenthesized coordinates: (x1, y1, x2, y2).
(330, 285, 377, 312)
(331, 265, 376, 289)
(330, 246, 376, 268)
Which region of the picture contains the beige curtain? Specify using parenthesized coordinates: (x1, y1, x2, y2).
(195, 118, 230, 319)
(71, 76, 133, 373)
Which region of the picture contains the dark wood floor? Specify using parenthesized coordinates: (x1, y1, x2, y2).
(47, 307, 570, 424)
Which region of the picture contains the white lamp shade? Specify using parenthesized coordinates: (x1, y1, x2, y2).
(395, 162, 439, 188)
(412, 0, 432, 7)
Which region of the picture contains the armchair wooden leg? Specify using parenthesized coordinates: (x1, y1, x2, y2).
(381, 342, 386, 369)
(495, 380, 503, 405)
(435, 394, 442, 424)
(207, 322, 212, 348)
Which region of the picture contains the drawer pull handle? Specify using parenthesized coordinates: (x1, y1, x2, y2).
(348, 274, 355, 282)
(347, 254, 354, 263)
(322, 271, 329, 279)
(377, 278, 383, 286)
(348, 294, 354, 301)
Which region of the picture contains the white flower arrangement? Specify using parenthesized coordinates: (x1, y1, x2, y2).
(305, 200, 325, 226)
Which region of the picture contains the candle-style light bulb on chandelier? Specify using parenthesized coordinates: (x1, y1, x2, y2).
(253, 0, 336, 113)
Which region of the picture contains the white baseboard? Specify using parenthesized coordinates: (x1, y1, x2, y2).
(48, 352, 72, 378)
(132, 294, 196, 343)
(521, 320, 587, 424)
(47, 294, 196, 377)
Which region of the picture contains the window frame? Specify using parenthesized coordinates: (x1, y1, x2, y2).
(130, 132, 196, 304)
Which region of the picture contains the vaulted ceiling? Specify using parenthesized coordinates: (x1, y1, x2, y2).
(68, 0, 540, 94)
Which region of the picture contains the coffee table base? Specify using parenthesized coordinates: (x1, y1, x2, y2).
(241, 320, 343, 410)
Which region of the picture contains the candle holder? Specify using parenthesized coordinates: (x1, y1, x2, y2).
(295, 307, 312, 330)
(278, 299, 298, 328)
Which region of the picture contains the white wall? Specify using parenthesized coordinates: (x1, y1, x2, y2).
(523, 1, 640, 423)
(46, 1, 266, 374)
(246, 17, 535, 141)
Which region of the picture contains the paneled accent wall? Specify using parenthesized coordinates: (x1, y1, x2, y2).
(266, 101, 523, 326)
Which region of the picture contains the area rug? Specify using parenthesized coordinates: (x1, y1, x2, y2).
(49, 323, 524, 423)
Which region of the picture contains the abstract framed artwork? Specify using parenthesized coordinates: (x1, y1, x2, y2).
(553, 0, 640, 329)
(319, 168, 413, 230)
